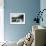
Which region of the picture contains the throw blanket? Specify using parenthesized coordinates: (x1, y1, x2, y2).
(17, 32, 34, 46)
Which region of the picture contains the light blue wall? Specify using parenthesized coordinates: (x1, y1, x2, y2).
(4, 0, 40, 42)
(40, 0, 46, 27)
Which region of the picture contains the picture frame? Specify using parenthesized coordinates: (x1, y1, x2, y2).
(10, 13, 25, 24)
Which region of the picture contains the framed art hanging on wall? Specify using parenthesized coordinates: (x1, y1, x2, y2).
(10, 13, 25, 24)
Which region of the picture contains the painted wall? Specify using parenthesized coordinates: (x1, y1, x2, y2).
(40, 0, 46, 26)
(4, 0, 40, 42)
(0, 0, 4, 41)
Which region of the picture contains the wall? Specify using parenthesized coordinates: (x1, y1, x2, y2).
(0, 0, 4, 42)
(4, 0, 40, 42)
(40, 0, 46, 26)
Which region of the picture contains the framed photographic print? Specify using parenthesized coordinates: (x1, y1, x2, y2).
(10, 13, 25, 24)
